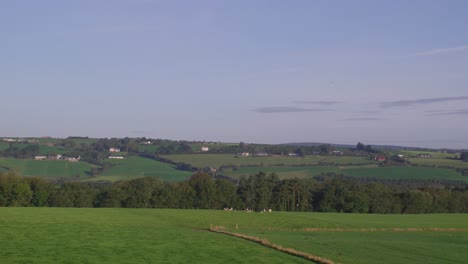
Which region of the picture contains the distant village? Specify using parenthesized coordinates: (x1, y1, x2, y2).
(2, 137, 440, 163)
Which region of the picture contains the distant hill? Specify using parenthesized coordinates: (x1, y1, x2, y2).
(279, 142, 462, 152)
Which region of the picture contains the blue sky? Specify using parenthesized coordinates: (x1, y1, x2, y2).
(1, 0, 468, 149)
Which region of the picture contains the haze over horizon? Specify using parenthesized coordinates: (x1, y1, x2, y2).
(1, 1, 468, 149)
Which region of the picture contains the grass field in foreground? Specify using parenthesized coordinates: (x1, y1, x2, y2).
(161, 154, 376, 167)
(0, 158, 94, 178)
(1, 209, 467, 264)
(98, 156, 192, 182)
(0, 208, 311, 264)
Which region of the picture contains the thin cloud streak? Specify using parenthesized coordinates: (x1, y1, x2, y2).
(343, 117, 385, 121)
(293, 100, 340, 105)
(427, 109, 468, 116)
(381, 96, 468, 108)
(254, 107, 331, 113)
(408, 45, 468, 57)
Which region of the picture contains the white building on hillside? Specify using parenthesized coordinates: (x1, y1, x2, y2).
(109, 156, 124, 159)
(109, 148, 121, 153)
(201, 147, 209, 152)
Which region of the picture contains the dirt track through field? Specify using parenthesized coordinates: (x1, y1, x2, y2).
(208, 226, 335, 264)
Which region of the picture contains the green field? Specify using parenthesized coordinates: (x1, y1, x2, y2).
(161, 154, 375, 168)
(221, 166, 341, 179)
(98, 156, 192, 182)
(400, 150, 459, 159)
(1, 208, 467, 264)
(221, 165, 468, 182)
(0, 158, 94, 178)
(0, 142, 70, 155)
(342, 166, 468, 182)
(408, 158, 468, 169)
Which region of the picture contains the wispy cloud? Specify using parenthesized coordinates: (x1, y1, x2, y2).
(343, 117, 385, 121)
(381, 96, 468, 108)
(427, 109, 468, 116)
(293, 100, 340, 105)
(408, 45, 468, 57)
(253, 107, 331, 114)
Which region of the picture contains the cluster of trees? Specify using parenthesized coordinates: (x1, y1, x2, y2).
(1, 171, 467, 213)
(461, 152, 468, 162)
(0, 144, 40, 159)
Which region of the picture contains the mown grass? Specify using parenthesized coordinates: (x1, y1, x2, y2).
(0, 208, 467, 264)
(100, 156, 192, 182)
(0, 158, 95, 178)
(161, 154, 375, 168)
(0, 208, 310, 264)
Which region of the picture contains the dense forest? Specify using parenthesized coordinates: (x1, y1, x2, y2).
(1, 171, 467, 213)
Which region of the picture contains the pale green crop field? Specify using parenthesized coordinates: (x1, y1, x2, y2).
(0, 158, 94, 178)
(400, 150, 459, 159)
(408, 158, 468, 169)
(161, 154, 376, 168)
(0, 208, 467, 264)
(99, 156, 192, 181)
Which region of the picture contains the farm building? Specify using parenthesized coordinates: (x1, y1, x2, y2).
(109, 148, 121, 153)
(375, 156, 387, 162)
(34, 156, 47, 160)
(201, 147, 209, 152)
(109, 156, 125, 159)
(255, 151, 269, 156)
(418, 153, 432, 158)
(332, 150, 344, 156)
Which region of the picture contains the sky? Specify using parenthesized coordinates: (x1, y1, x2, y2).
(1, 0, 468, 149)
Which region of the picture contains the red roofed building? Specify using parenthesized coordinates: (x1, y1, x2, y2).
(375, 156, 387, 162)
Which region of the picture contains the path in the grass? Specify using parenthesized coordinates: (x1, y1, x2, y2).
(208, 226, 335, 264)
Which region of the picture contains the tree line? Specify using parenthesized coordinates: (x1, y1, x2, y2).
(1, 171, 467, 213)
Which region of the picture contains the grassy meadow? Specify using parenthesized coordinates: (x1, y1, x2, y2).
(161, 154, 376, 168)
(0, 158, 94, 178)
(221, 166, 341, 179)
(342, 166, 468, 182)
(0, 208, 467, 264)
(220, 165, 467, 182)
(407, 157, 468, 169)
(98, 156, 192, 182)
